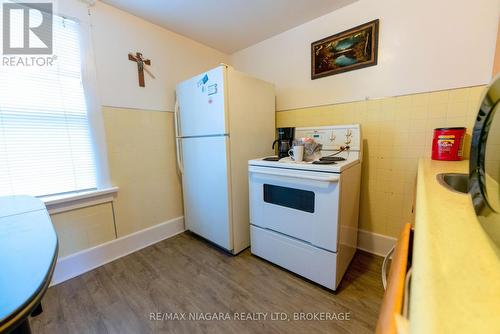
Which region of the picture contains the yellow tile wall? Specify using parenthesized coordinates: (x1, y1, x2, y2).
(102, 107, 184, 237)
(50, 203, 115, 257)
(277, 86, 486, 237)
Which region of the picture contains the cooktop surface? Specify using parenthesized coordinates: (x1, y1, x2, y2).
(249, 154, 359, 173)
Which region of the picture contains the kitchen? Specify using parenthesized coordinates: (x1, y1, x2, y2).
(0, 0, 499, 333)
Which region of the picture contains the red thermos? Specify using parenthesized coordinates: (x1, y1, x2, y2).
(431, 127, 466, 161)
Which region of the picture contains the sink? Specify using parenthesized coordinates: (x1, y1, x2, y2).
(437, 173, 469, 194)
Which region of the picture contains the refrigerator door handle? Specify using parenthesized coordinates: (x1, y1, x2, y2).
(174, 100, 184, 174)
(176, 138, 184, 175)
(174, 99, 181, 138)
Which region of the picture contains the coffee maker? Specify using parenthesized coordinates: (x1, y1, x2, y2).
(272, 127, 295, 158)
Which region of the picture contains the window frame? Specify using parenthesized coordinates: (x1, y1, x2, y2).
(0, 3, 116, 210)
(74, 14, 112, 191)
(37, 6, 116, 210)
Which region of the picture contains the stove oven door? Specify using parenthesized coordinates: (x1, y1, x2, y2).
(248, 165, 340, 252)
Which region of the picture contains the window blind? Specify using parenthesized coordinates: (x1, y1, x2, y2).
(0, 13, 97, 197)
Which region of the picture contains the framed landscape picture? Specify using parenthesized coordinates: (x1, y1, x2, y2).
(311, 19, 379, 80)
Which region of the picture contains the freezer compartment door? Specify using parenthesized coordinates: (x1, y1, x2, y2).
(176, 66, 227, 137)
(181, 136, 232, 251)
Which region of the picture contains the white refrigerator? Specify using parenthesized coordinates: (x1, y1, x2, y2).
(175, 64, 275, 254)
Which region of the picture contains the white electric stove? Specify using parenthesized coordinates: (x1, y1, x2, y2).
(248, 124, 362, 290)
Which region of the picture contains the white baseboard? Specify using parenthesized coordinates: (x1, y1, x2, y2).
(357, 229, 397, 257)
(51, 216, 185, 286)
(52, 221, 393, 285)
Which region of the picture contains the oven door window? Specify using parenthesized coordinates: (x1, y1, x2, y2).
(263, 184, 315, 213)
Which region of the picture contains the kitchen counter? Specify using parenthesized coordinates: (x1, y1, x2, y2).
(410, 159, 500, 333)
(0, 196, 58, 334)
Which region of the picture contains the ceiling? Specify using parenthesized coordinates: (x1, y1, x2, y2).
(100, 0, 357, 54)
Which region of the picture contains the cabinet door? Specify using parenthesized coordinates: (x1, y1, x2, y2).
(376, 223, 412, 334)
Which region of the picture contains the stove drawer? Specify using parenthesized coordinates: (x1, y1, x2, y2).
(250, 225, 338, 290)
(249, 165, 340, 252)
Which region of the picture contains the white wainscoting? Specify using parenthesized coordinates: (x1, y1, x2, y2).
(51, 216, 185, 285)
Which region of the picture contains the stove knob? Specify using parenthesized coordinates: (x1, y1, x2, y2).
(330, 134, 336, 142)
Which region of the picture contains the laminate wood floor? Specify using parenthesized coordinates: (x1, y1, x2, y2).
(31, 232, 384, 334)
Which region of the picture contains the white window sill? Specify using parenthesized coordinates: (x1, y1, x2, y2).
(40, 187, 119, 214)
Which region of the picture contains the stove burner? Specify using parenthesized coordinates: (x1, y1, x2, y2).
(320, 156, 346, 162)
(312, 160, 337, 165)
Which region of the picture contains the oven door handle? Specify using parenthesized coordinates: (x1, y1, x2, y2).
(249, 167, 339, 182)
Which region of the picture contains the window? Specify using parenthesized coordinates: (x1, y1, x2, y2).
(0, 13, 98, 197)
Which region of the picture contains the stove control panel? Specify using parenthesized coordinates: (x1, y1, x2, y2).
(294, 124, 361, 152)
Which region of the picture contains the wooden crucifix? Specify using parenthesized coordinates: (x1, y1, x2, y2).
(128, 52, 154, 87)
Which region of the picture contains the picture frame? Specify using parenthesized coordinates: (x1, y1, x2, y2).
(311, 19, 379, 80)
